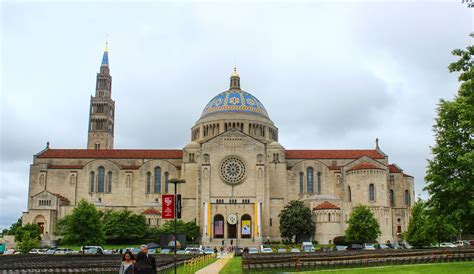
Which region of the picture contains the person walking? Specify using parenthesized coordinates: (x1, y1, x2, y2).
(119, 251, 135, 274)
(135, 244, 157, 274)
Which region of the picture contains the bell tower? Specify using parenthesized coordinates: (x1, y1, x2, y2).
(87, 42, 115, 149)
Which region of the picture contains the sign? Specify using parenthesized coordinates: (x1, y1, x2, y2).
(242, 220, 251, 235)
(177, 195, 182, 219)
(162, 194, 175, 219)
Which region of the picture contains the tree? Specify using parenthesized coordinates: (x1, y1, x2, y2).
(159, 220, 200, 242)
(15, 223, 41, 243)
(56, 199, 105, 245)
(2, 218, 22, 236)
(279, 200, 315, 243)
(345, 205, 381, 244)
(102, 210, 148, 241)
(425, 33, 474, 234)
(404, 200, 433, 248)
(17, 233, 39, 253)
(426, 214, 458, 245)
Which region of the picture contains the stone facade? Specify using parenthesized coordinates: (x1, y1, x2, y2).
(22, 48, 415, 246)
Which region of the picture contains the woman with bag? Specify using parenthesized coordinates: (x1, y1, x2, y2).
(119, 250, 136, 274)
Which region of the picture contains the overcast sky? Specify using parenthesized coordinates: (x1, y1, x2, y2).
(0, 0, 472, 230)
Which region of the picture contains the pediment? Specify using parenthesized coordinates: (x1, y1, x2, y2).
(202, 129, 265, 151)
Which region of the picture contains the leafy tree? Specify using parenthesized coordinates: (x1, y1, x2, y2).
(425, 33, 474, 234)
(15, 223, 41, 243)
(427, 215, 458, 245)
(279, 200, 315, 243)
(17, 233, 39, 253)
(404, 200, 433, 248)
(56, 199, 105, 245)
(2, 218, 22, 236)
(345, 204, 381, 244)
(102, 210, 148, 241)
(159, 220, 199, 242)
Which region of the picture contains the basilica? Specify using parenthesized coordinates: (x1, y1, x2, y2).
(22, 45, 415, 246)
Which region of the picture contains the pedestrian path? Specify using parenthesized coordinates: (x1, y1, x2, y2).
(196, 252, 233, 274)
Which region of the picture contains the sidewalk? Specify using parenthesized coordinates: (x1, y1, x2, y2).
(196, 253, 233, 274)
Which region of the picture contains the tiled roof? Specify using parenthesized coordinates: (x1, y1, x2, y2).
(142, 209, 161, 215)
(403, 173, 414, 178)
(37, 149, 183, 159)
(388, 164, 402, 173)
(314, 202, 340, 210)
(348, 162, 385, 172)
(53, 193, 71, 205)
(286, 150, 385, 159)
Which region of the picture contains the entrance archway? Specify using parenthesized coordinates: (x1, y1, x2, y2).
(227, 222, 237, 238)
(213, 214, 224, 238)
(34, 215, 46, 234)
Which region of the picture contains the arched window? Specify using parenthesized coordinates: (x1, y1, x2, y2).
(348, 186, 352, 202)
(241, 214, 252, 238)
(404, 190, 410, 205)
(369, 183, 375, 202)
(299, 172, 304, 194)
(213, 214, 224, 238)
(164, 172, 169, 194)
(328, 213, 331, 222)
(89, 171, 95, 192)
(107, 172, 112, 193)
(317, 172, 321, 194)
(307, 167, 314, 194)
(390, 189, 395, 207)
(146, 172, 151, 193)
(154, 167, 161, 193)
(97, 167, 105, 193)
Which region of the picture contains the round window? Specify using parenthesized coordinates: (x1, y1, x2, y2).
(220, 157, 247, 185)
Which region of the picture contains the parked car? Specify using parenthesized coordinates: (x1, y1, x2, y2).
(290, 248, 301, 253)
(29, 248, 48, 254)
(261, 247, 273, 253)
(453, 240, 469, 247)
(46, 248, 57, 254)
(440, 242, 457, 248)
(335, 245, 348, 251)
(277, 248, 287, 253)
(363, 244, 376, 250)
(55, 248, 74, 255)
(347, 244, 363, 250)
(161, 248, 171, 254)
(176, 250, 186, 254)
(4, 249, 16, 255)
(377, 244, 390, 249)
(248, 247, 258, 254)
(185, 247, 202, 254)
(301, 242, 315, 252)
(81, 246, 104, 254)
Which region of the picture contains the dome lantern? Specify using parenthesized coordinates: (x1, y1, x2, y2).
(230, 67, 240, 90)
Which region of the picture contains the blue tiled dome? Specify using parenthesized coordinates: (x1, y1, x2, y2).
(201, 90, 269, 119)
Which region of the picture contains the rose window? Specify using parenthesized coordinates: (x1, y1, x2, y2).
(220, 157, 247, 185)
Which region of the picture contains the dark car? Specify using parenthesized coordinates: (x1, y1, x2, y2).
(347, 244, 363, 250)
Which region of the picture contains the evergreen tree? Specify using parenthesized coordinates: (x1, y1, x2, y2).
(425, 34, 474, 234)
(345, 204, 381, 244)
(278, 200, 315, 243)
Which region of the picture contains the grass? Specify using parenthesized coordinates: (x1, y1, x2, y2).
(220, 256, 242, 274)
(218, 258, 474, 274)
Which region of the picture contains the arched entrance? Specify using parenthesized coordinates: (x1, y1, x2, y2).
(34, 215, 46, 235)
(227, 222, 237, 238)
(241, 214, 252, 239)
(213, 214, 224, 238)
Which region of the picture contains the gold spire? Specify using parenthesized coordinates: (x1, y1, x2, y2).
(231, 67, 239, 77)
(104, 40, 109, 53)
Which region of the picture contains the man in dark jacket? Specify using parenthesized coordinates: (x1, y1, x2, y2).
(135, 244, 157, 274)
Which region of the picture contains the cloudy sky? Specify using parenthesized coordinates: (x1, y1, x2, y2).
(0, 0, 472, 230)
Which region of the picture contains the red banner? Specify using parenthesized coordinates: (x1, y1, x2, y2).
(162, 194, 175, 219)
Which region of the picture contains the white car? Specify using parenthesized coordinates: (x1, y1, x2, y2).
(261, 247, 273, 253)
(248, 247, 258, 254)
(55, 248, 75, 255)
(185, 247, 203, 254)
(440, 242, 457, 248)
(203, 247, 214, 255)
(290, 248, 300, 253)
(363, 244, 376, 250)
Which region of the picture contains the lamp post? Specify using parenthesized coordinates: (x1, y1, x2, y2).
(169, 178, 186, 274)
(235, 212, 239, 251)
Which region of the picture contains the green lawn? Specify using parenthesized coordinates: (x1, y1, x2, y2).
(220, 256, 242, 274)
(219, 259, 474, 274)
